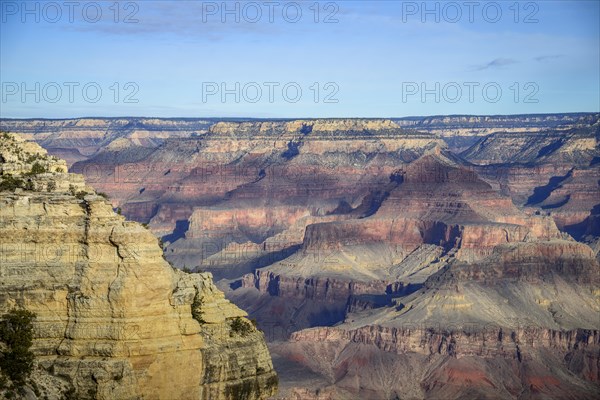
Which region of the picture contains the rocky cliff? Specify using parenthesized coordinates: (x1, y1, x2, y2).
(276, 325, 600, 399)
(2, 115, 596, 258)
(274, 238, 600, 399)
(0, 133, 277, 399)
(235, 150, 567, 337)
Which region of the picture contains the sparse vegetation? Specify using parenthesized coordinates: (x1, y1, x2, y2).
(46, 180, 56, 192)
(75, 191, 87, 200)
(191, 293, 205, 324)
(230, 317, 253, 337)
(97, 191, 110, 200)
(0, 176, 24, 191)
(27, 162, 47, 176)
(0, 309, 36, 388)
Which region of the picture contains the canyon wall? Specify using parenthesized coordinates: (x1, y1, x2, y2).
(0, 133, 277, 399)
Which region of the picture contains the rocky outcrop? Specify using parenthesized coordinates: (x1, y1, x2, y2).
(0, 133, 277, 399)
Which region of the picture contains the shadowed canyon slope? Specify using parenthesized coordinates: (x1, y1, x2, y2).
(0, 133, 277, 399)
(276, 238, 600, 399)
(1, 114, 599, 399)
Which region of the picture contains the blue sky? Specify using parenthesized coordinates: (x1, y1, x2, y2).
(1, 0, 598, 118)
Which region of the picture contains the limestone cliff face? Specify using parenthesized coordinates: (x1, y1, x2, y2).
(0, 133, 277, 399)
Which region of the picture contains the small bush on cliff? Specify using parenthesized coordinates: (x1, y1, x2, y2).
(191, 293, 205, 324)
(230, 317, 253, 337)
(27, 162, 47, 176)
(0, 309, 36, 387)
(25, 154, 42, 163)
(46, 180, 56, 192)
(0, 176, 24, 191)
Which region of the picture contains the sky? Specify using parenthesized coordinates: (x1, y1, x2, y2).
(1, 0, 599, 118)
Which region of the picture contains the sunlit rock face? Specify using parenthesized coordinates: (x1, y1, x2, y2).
(0, 133, 277, 400)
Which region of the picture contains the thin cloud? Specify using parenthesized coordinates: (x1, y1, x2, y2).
(474, 58, 518, 71)
(55, 1, 315, 40)
(534, 54, 564, 62)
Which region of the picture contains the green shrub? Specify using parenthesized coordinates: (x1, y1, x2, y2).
(46, 180, 56, 192)
(191, 293, 205, 324)
(230, 317, 253, 337)
(25, 154, 41, 163)
(0, 309, 36, 387)
(0, 176, 24, 191)
(28, 162, 47, 176)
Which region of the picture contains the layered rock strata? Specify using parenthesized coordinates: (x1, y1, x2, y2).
(0, 133, 277, 399)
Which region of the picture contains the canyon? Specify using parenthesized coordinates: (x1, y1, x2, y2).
(1, 113, 599, 399)
(0, 133, 277, 399)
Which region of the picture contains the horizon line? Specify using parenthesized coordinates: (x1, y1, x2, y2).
(0, 111, 598, 122)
